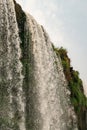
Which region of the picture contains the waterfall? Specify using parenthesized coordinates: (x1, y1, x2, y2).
(0, 0, 25, 129)
(0, 0, 78, 130)
(24, 14, 78, 130)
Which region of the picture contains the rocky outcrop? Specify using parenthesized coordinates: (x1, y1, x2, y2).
(14, 1, 78, 130)
(0, 0, 86, 129)
(53, 46, 87, 130)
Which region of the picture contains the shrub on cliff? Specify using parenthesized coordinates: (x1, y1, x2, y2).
(53, 45, 87, 130)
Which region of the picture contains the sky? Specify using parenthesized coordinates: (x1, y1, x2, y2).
(16, 0, 87, 95)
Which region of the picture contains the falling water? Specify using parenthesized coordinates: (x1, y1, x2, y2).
(0, 0, 25, 129)
(0, 0, 78, 130)
(24, 14, 78, 130)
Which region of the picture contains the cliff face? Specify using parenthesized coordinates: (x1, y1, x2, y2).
(0, 0, 86, 130)
(53, 46, 87, 130)
(14, 1, 78, 130)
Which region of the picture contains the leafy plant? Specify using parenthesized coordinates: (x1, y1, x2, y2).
(53, 45, 87, 130)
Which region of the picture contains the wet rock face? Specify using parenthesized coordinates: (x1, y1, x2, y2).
(53, 47, 87, 130)
(13, 0, 26, 50)
(14, 1, 87, 129)
(78, 109, 87, 130)
(0, 0, 86, 130)
(14, 1, 78, 130)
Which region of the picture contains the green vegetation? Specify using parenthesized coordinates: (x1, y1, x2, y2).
(53, 46, 87, 130)
(14, 0, 87, 129)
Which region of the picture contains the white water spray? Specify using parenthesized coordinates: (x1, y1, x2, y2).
(0, 0, 25, 129)
(24, 14, 78, 130)
(0, 0, 78, 130)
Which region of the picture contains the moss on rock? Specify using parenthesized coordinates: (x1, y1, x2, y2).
(53, 46, 87, 130)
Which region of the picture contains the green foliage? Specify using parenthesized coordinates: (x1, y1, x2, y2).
(53, 46, 87, 130)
